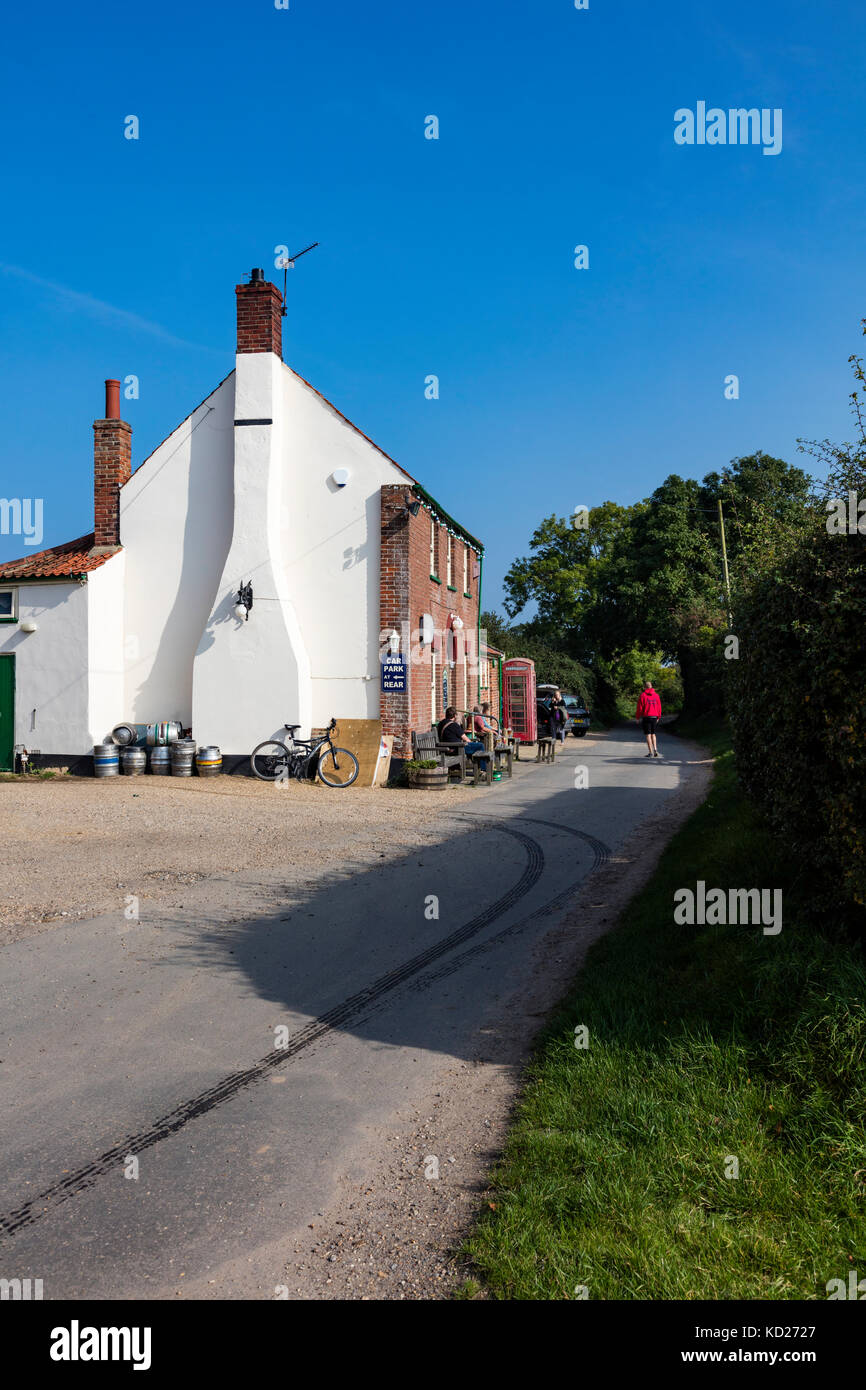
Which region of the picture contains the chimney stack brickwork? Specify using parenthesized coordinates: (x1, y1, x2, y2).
(236, 278, 283, 357)
(93, 417, 132, 548)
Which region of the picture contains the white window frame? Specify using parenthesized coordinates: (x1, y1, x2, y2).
(430, 517, 436, 577)
(446, 534, 452, 587)
(0, 587, 18, 624)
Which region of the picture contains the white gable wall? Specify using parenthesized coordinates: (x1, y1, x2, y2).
(0, 581, 89, 752)
(280, 368, 410, 728)
(87, 551, 125, 744)
(120, 376, 235, 727)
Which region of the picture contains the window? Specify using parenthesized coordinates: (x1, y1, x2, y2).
(429, 517, 436, 578)
(463, 545, 469, 594)
(431, 652, 437, 724)
(446, 534, 452, 587)
(0, 589, 17, 623)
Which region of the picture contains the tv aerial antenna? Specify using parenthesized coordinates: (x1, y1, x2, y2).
(278, 241, 319, 315)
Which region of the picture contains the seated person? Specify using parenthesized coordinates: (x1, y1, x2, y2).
(438, 706, 488, 770)
(472, 702, 500, 741)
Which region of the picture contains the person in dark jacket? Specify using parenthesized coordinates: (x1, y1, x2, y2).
(550, 689, 568, 743)
(635, 682, 662, 758)
(438, 706, 487, 771)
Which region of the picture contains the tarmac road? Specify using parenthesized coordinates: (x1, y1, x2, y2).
(0, 723, 707, 1299)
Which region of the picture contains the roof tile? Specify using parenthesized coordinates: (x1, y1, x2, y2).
(0, 533, 118, 581)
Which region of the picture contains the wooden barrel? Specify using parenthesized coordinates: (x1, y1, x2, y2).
(93, 743, 120, 777)
(170, 741, 196, 777)
(120, 747, 147, 776)
(415, 766, 448, 790)
(149, 746, 171, 776)
(195, 746, 222, 777)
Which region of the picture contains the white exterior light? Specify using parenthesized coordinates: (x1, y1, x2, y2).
(331, 468, 350, 488)
(21, 621, 38, 634)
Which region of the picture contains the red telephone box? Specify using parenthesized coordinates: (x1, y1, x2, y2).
(503, 658, 537, 744)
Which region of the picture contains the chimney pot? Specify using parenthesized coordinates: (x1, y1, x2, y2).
(105, 378, 121, 419)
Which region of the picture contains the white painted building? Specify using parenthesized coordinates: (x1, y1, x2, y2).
(0, 270, 484, 771)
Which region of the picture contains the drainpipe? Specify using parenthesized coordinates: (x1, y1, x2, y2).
(497, 652, 504, 725)
(476, 551, 484, 707)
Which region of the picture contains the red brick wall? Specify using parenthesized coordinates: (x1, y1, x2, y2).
(93, 418, 132, 546)
(236, 279, 283, 357)
(380, 485, 482, 758)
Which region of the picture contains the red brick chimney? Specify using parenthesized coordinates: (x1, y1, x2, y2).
(236, 269, 283, 358)
(92, 379, 131, 549)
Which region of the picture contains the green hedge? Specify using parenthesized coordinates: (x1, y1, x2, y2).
(727, 519, 866, 920)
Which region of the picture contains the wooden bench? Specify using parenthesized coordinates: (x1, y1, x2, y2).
(412, 729, 467, 783)
(536, 736, 555, 764)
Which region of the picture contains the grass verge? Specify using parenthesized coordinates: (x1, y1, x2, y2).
(459, 718, 866, 1299)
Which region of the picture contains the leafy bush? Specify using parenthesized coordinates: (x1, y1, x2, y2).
(728, 514, 866, 920)
(729, 324, 866, 923)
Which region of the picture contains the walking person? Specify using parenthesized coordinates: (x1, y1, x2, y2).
(635, 681, 662, 758)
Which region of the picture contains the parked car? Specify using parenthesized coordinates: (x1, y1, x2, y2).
(565, 696, 591, 737)
(537, 685, 591, 737)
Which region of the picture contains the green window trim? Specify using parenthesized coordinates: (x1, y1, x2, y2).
(430, 574, 442, 584)
(462, 591, 472, 598)
(447, 584, 457, 592)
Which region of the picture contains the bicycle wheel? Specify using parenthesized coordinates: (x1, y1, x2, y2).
(250, 741, 292, 781)
(317, 745, 359, 787)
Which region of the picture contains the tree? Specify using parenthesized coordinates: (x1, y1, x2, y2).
(502, 502, 634, 659)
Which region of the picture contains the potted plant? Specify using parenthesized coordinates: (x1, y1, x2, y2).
(404, 758, 448, 790)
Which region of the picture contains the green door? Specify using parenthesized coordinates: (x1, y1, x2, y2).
(0, 655, 14, 771)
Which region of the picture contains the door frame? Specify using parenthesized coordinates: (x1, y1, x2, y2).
(0, 653, 15, 772)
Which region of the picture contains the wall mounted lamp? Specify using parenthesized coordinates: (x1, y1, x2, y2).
(234, 581, 253, 621)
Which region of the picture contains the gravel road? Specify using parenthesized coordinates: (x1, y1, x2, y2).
(0, 775, 475, 943)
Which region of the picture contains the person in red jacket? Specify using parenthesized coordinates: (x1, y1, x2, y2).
(635, 682, 662, 758)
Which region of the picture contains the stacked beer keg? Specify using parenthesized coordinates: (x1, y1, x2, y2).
(95, 724, 221, 778)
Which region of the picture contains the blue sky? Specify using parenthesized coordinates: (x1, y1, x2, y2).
(1, 0, 864, 613)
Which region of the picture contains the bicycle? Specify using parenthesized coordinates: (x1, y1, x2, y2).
(250, 717, 360, 788)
